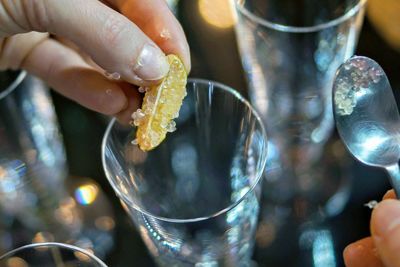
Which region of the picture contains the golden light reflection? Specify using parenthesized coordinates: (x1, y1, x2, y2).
(54, 197, 79, 226)
(256, 222, 276, 248)
(95, 216, 115, 231)
(32, 232, 55, 252)
(74, 249, 93, 262)
(75, 184, 99, 206)
(0, 166, 6, 178)
(32, 232, 55, 243)
(368, 0, 400, 52)
(6, 257, 28, 267)
(139, 226, 159, 256)
(198, 0, 236, 29)
(119, 200, 129, 213)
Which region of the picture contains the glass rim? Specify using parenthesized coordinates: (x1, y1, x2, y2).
(235, 0, 367, 33)
(101, 78, 268, 223)
(0, 71, 27, 100)
(0, 242, 108, 266)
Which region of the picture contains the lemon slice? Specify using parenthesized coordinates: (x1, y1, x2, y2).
(131, 55, 187, 151)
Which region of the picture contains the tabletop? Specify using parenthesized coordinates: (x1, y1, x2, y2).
(40, 1, 400, 266)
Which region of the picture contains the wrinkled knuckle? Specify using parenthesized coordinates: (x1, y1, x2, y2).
(0, 38, 7, 70)
(102, 14, 130, 48)
(0, 37, 17, 70)
(19, 0, 50, 32)
(0, 32, 48, 71)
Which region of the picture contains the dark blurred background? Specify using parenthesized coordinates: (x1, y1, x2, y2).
(49, 0, 400, 266)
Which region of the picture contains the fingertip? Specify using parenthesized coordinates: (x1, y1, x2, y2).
(174, 36, 191, 73)
(64, 70, 129, 115)
(371, 199, 400, 237)
(118, 0, 191, 74)
(166, 33, 191, 73)
(343, 243, 356, 265)
(98, 85, 128, 115)
(182, 51, 191, 74)
(343, 243, 362, 267)
(343, 238, 383, 267)
(371, 199, 400, 267)
(383, 189, 396, 200)
(115, 82, 142, 125)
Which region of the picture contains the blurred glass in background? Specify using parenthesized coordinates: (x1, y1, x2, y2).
(233, 0, 366, 218)
(0, 71, 114, 260)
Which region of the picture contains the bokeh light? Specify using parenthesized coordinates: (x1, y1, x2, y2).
(75, 184, 99, 206)
(199, 0, 236, 29)
(74, 249, 93, 262)
(95, 216, 115, 231)
(6, 257, 28, 267)
(32, 232, 54, 243)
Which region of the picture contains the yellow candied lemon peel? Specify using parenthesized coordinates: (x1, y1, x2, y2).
(131, 55, 187, 151)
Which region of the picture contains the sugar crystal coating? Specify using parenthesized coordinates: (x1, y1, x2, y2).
(133, 55, 187, 151)
(335, 59, 384, 116)
(138, 87, 147, 93)
(104, 71, 121, 80)
(131, 109, 146, 126)
(166, 120, 176, 133)
(131, 139, 138, 145)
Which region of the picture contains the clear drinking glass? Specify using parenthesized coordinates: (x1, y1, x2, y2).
(0, 71, 114, 258)
(0, 71, 75, 242)
(0, 242, 107, 266)
(234, 0, 367, 216)
(102, 79, 268, 266)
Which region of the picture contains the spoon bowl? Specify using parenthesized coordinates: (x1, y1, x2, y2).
(333, 56, 400, 196)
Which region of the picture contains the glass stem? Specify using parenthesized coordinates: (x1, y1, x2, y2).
(386, 164, 400, 199)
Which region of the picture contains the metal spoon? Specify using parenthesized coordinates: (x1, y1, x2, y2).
(333, 55, 400, 197)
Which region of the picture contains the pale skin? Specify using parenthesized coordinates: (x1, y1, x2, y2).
(344, 189, 400, 267)
(0, 0, 191, 123)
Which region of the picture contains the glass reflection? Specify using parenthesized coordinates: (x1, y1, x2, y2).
(103, 80, 267, 266)
(0, 72, 114, 259)
(171, 142, 199, 202)
(300, 229, 336, 267)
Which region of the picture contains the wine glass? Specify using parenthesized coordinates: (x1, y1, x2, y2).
(0, 242, 107, 266)
(0, 70, 114, 258)
(102, 79, 268, 266)
(234, 0, 367, 217)
(233, 0, 366, 265)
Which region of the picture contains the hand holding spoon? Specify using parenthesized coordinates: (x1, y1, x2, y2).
(333, 56, 400, 197)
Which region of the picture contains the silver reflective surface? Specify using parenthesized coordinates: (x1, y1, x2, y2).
(333, 56, 400, 195)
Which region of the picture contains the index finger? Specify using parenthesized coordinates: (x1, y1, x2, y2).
(109, 0, 191, 72)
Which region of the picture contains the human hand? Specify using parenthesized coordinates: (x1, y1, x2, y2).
(0, 0, 190, 122)
(344, 189, 400, 267)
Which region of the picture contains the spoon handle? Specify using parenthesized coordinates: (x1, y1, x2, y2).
(385, 164, 400, 199)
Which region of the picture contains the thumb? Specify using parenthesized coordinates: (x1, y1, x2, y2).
(371, 199, 400, 267)
(0, 0, 169, 85)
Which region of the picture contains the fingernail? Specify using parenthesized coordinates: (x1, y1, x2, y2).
(132, 43, 169, 81)
(372, 199, 400, 240)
